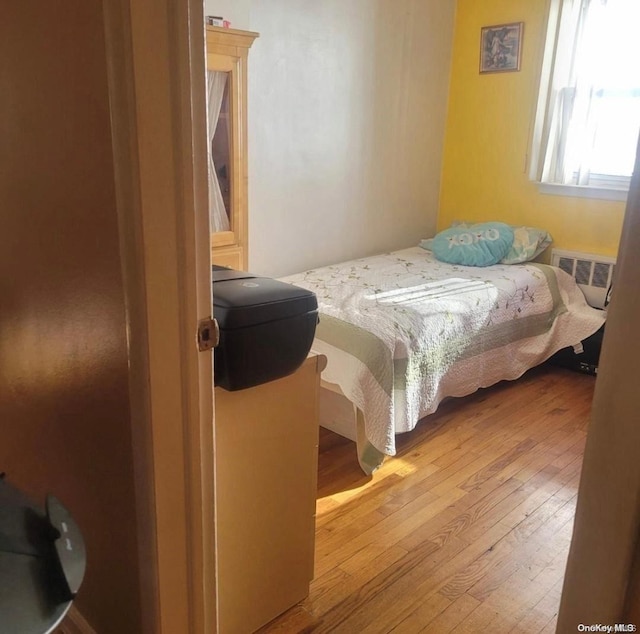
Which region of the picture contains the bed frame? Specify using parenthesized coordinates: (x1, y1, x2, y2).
(318, 381, 358, 442)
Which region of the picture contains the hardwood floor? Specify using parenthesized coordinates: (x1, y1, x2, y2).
(259, 364, 596, 633)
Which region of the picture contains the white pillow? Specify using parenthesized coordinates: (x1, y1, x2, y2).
(500, 225, 552, 264)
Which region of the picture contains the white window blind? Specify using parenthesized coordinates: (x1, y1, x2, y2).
(530, 0, 640, 197)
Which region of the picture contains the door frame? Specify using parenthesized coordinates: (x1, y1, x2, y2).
(557, 139, 640, 627)
(103, 0, 216, 632)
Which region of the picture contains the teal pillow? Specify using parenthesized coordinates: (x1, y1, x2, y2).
(431, 222, 514, 267)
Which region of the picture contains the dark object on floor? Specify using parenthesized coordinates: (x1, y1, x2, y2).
(0, 475, 86, 634)
(548, 324, 605, 375)
(212, 265, 318, 391)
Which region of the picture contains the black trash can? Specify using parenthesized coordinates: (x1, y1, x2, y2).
(212, 266, 318, 391)
(548, 324, 605, 375)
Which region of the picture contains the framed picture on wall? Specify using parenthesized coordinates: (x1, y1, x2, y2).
(480, 22, 523, 73)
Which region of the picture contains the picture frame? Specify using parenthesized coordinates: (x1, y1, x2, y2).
(480, 22, 523, 74)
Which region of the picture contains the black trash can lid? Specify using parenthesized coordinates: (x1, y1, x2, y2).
(212, 269, 317, 329)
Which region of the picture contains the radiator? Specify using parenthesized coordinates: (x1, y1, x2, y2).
(551, 249, 616, 309)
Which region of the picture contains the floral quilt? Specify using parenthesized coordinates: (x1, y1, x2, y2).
(282, 248, 605, 473)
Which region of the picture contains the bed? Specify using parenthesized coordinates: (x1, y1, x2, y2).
(281, 246, 605, 474)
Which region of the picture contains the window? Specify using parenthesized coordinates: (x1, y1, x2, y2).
(530, 0, 640, 200)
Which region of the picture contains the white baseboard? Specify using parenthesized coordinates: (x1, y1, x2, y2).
(58, 606, 97, 634)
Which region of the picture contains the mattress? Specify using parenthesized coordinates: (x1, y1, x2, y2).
(282, 247, 605, 473)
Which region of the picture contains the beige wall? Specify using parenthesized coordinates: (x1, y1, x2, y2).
(0, 4, 140, 632)
(246, 0, 456, 277)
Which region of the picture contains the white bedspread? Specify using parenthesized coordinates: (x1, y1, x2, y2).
(282, 248, 605, 472)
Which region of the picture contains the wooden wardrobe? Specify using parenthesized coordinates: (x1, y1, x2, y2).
(206, 26, 258, 270)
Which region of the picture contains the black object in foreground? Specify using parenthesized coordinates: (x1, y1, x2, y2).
(0, 475, 86, 634)
(212, 266, 318, 391)
(548, 324, 605, 376)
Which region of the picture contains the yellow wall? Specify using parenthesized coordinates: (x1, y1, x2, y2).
(439, 0, 625, 258)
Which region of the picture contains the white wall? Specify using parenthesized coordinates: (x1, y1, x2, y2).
(204, 0, 250, 30)
(247, 0, 456, 277)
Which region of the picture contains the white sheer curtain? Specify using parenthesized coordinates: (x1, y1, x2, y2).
(542, 0, 640, 187)
(207, 70, 230, 232)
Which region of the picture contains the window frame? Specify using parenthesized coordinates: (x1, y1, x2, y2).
(529, 0, 637, 201)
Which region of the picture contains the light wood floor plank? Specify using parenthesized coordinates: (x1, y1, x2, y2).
(510, 576, 564, 633)
(310, 544, 411, 620)
(418, 593, 481, 633)
(464, 495, 576, 603)
(261, 365, 595, 633)
(389, 593, 453, 633)
(465, 533, 573, 632)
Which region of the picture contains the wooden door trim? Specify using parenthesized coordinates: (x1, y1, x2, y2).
(557, 139, 640, 627)
(103, 0, 215, 631)
(102, 1, 160, 631)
